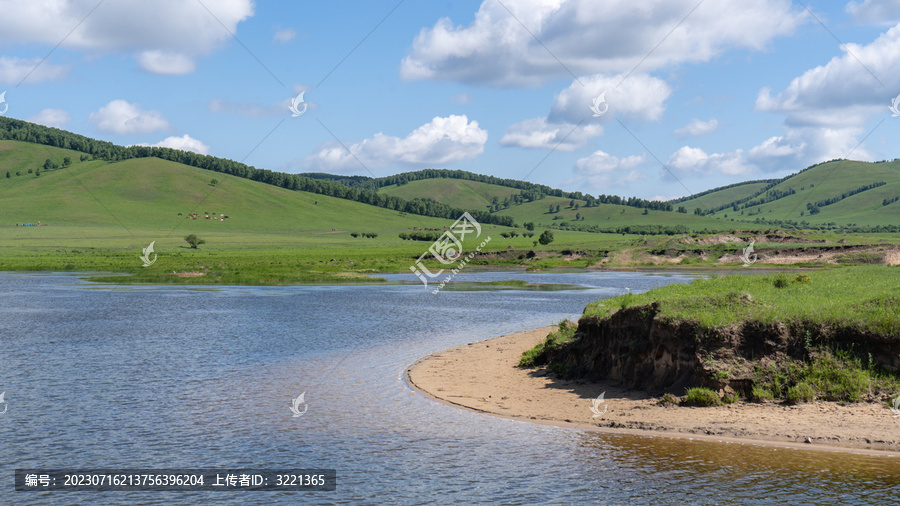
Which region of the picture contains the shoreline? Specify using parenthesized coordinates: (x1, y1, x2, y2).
(406, 326, 900, 456)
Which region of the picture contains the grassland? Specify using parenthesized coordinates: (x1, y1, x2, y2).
(2, 139, 898, 284)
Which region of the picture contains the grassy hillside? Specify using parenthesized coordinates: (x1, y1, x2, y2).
(682, 160, 900, 228)
(495, 197, 745, 232)
(0, 141, 630, 282)
(379, 178, 521, 210)
(676, 181, 771, 211)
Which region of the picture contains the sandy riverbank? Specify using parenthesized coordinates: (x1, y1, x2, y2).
(406, 326, 900, 455)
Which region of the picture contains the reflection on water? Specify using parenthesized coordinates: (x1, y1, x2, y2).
(1, 271, 898, 505)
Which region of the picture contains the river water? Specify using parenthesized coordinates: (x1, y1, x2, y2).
(1, 271, 898, 504)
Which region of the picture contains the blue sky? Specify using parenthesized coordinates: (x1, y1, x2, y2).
(3, 0, 900, 200)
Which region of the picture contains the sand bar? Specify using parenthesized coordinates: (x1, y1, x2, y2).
(406, 326, 900, 456)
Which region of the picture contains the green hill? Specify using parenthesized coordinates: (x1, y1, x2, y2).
(379, 178, 521, 211)
(675, 160, 900, 230)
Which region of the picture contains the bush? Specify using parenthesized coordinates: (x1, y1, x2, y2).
(184, 234, 206, 249)
(680, 387, 721, 406)
(773, 274, 789, 288)
(538, 230, 554, 245)
(750, 386, 774, 402)
(786, 382, 816, 403)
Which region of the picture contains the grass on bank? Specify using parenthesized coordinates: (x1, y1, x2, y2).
(584, 266, 900, 336)
(523, 265, 900, 405)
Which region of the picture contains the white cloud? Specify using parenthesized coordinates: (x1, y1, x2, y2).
(667, 146, 753, 177)
(90, 99, 171, 135)
(500, 72, 668, 150)
(755, 24, 900, 126)
(570, 150, 646, 188)
(0, 0, 254, 76)
(273, 28, 296, 43)
(27, 108, 71, 128)
(0, 56, 68, 84)
(136, 134, 210, 155)
(136, 51, 196, 75)
(401, 0, 805, 87)
(549, 73, 672, 124)
(747, 126, 870, 172)
(500, 118, 602, 151)
(846, 0, 900, 25)
(304, 115, 488, 172)
(674, 118, 719, 137)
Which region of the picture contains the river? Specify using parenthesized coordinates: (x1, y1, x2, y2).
(1, 271, 898, 504)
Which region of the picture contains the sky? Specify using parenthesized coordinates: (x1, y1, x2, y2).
(2, 0, 900, 201)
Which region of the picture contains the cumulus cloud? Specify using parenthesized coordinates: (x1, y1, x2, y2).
(90, 100, 171, 135)
(401, 0, 804, 87)
(667, 146, 753, 177)
(674, 118, 719, 137)
(747, 126, 871, 172)
(27, 108, 71, 128)
(273, 28, 296, 43)
(304, 115, 488, 172)
(549, 73, 671, 124)
(0, 0, 254, 76)
(569, 150, 646, 188)
(500, 118, 603, 151)
(136, 134, 210, 155)
(501, 72, 669, 150)
(755, 24, 900, 126)
(136, 51, 196, 75)
(846, 0, 900, 25)
(0, 56, 68, 84)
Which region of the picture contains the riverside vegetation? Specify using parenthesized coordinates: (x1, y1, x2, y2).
(520, 266, 900, 407)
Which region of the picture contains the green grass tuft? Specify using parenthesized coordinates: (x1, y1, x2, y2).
(680, 387, 721, 407)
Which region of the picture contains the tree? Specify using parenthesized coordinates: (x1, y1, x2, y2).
(62, 156, 71, 166)
(575, 213, 581, 221)
(5, 171, 9, 178)
(184, 234, 206, 249)
(538, 230, 554, 245)
(210, 178, 219, 186)
(524, 221, 535, 231)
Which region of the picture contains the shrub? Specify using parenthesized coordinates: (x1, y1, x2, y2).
(773, 274, 789, 288)
(786, 382, 816, 403)
(184, 234, 206, 249)
(538, 230, 554, 245)
(750, 387, 774, 402)
(680, 387, 721, 406)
